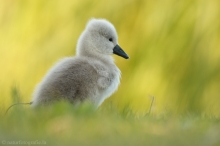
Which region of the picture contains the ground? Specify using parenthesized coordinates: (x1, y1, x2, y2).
(1, 102, 219, 146)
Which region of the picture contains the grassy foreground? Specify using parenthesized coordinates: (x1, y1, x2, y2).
(1, 102, 220, 146)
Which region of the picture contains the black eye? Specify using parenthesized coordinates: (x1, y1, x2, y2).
(109, 38, 113, 42)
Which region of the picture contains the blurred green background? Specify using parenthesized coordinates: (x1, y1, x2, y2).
(1, 0, 220, 115)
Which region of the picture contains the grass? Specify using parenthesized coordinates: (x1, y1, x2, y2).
(1, 100, 220, 146)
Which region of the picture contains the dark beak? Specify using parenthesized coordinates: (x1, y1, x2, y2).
(113, 45, 129, 59)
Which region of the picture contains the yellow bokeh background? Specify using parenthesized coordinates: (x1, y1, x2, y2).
(1, 0, 220, 115)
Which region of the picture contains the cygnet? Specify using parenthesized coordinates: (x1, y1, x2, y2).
(31, 18, 129, 108)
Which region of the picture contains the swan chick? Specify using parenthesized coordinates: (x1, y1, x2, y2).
(32, 18, 129, 108)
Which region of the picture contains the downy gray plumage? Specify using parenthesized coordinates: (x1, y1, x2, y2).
(32, 18, 129, 108)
